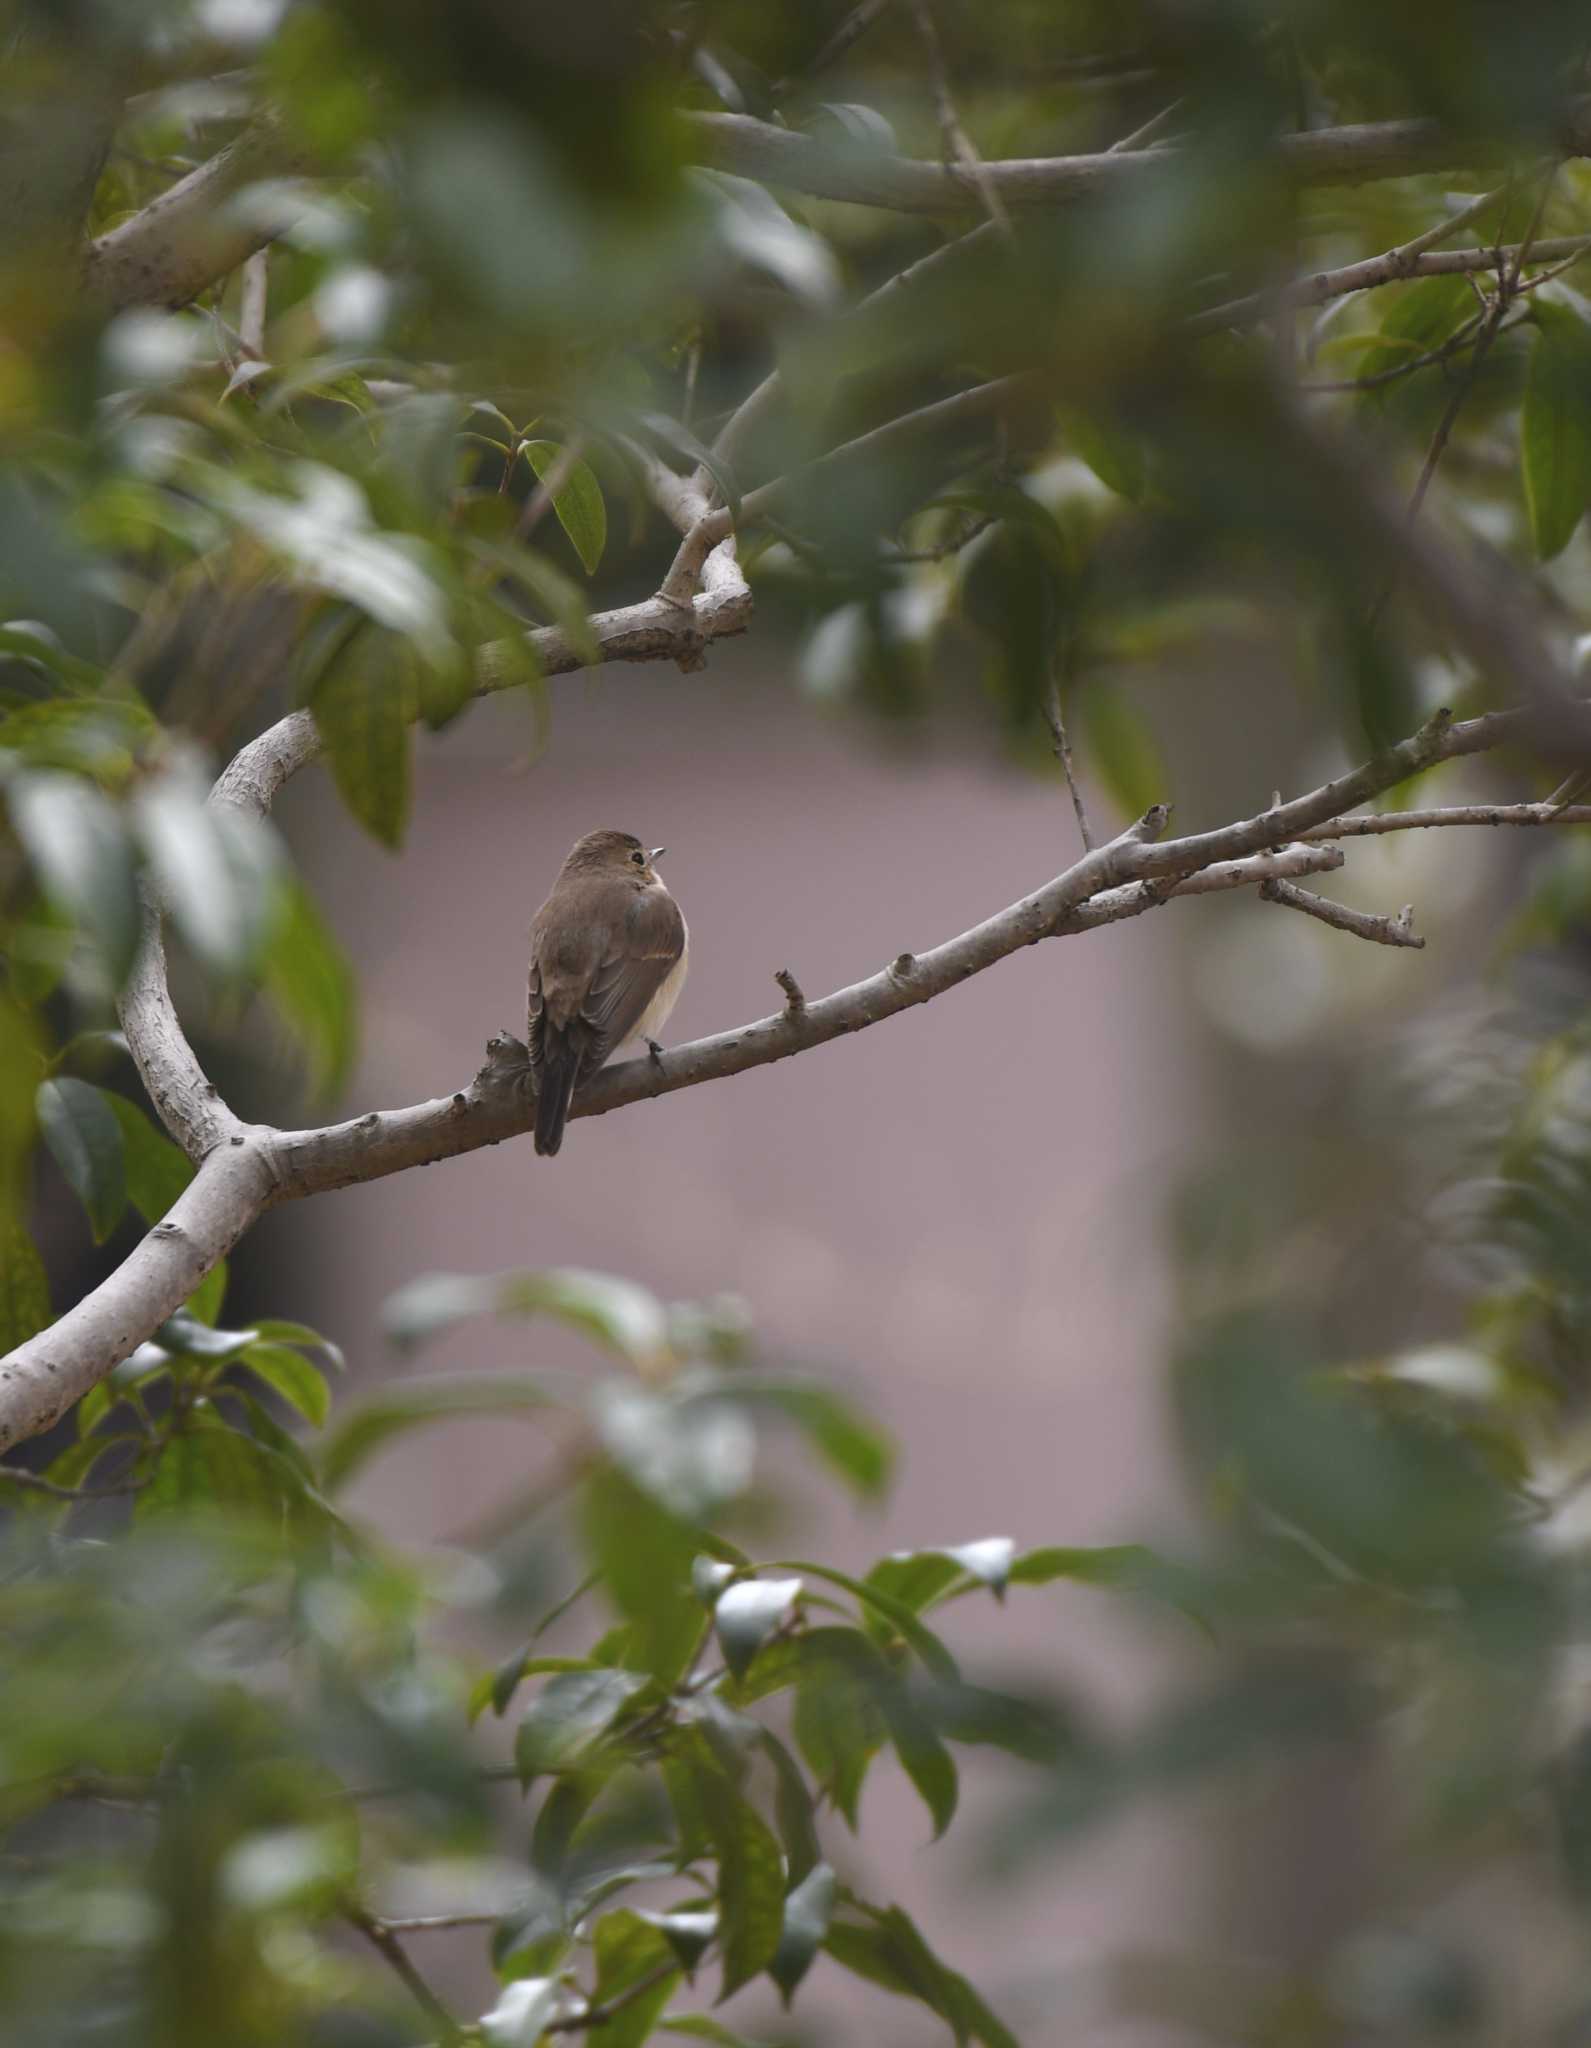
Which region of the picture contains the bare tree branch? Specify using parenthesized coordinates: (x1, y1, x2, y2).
(909, 0, 1014, 240)
(1043, 659, 1094, 852)
(82, 118, 308, 312)
(1260, 877, 1425, 947)
(680, 101, 1591, 216)
(1192, 233, 1591, 334)
(344, 1906, 462, 2043)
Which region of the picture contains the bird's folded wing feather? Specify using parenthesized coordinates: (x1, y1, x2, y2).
(579, 890, 687, 1069)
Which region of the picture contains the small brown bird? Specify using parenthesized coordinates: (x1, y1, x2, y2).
(526, 830, 688, 1157)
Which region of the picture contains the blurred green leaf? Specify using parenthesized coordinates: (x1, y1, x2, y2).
(0, 1218, 50, 1351)
(780, 1561, 959, 1682)
(769, 1861, 835, 2005)
(309, 621, 414, 849)
(101, 1090, 193, 1222)
(238, 1340, 332, 1427)
(520, 441, 608, 576)
(736, 1380, 892, 1497)
(260, 875, 358, 1097)
(588, 1910, 679, 2048)
(1058, 407, 1146, 501)
(824, 1902, 1018, 2048)
(37, 1076, 125, 1242)
(711, 1576, 802, 1679)
(582, 1465, 703, 1686)
(516, 1668, 652, 1784)
(1522, 302, 1591, 560)
(759, 1729, 822, 1884)
(9, 771, 141, 981)
(1075, 680, 1164, 820)
(695, 1761, 786, 2000)
(1357, 275, 1475, 393)
(319, 1373, 556, 1488)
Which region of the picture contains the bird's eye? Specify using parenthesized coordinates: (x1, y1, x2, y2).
(631, 849, 645, 865)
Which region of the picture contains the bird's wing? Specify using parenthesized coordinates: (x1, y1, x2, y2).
(577, 888, 687, 1072)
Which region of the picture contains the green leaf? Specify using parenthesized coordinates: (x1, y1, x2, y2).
(185, 1260, 228, 1326)
(0, 1219, 50, 1350)
(318, 1373, 555, 1488)
(738, 1380, 892, 1497)
(134, 768, 277, 974)
(469, 539, 600, 664)
(239, 1341, 332, 1427)
(777, 1561, 959, 1683)
(515, 1668, 652, 1783)
(659, 2020, 769, 2047)
(695, 1763, 786, 2000)
(1057, 406, 1145, 500)
(758, 1730, 821, 1883)
(1356, 275, 1475, 392)
(1522, 302, 1591, 560)
(309, 622, 414, 849)
(384, 1266, 670, 1365)
(769, 1861, 835, 2005)
(8, 771, 141, 980)
(519, 441, 608, 576)
(261, 876, 358, 1097)
(1075, 681, 1164, 820)
(880, 1680, 958, 1840)
(789, 1629, 889, 1830)
(251, 1318, 344, 1370)
(824, 1903, 1018, 2048)
(1005, 1542, 1164, 1590)
(37, 1076, 126, 1242)
(581, 1465, 704, 1685)
(588, 1911, 679, 2048)
(473, 1653, 599, 1723)
(101, 1091, 193, 1222)
(638, 1909, 718, 1973)
(154, 1311, 258, 1361)
(712, 1577, 802, 1679)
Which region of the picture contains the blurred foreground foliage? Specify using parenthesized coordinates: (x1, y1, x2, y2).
(10, 1, 1591, 2044)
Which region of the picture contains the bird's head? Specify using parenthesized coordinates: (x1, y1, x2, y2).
(562, 829, 667, 882)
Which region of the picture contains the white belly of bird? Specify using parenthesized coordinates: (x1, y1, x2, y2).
(625, 924, 689, 1048)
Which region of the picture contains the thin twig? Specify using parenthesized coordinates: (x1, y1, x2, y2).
(1299, 310, 1518, 394)
(774, 0, 895, 99)
(883, 510, 997, 560)
(909, 0, 1014, 240)
(546, 1957, 682, 2034)
(1301, 800, 1591, 837)
(1190, 233, 1591, 334)
(1107, 99, 1184, 153)
(0, 1462, 147, 1502)
(1260, 877, 1425, 948)
(238, 248, 268, 356)
(775, 968, 807, 1011)
(364, 1911, 506, 1934)
(1042, 660, 1094, 851)
(344, 1905, 463, 2042)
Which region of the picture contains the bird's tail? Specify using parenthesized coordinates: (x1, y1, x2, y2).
(534, 1045, 580, 1157)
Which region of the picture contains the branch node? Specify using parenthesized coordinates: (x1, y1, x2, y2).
(774, 968, 806, 1011)
(1129, 802, 1172, 843)
(891, 951, 917, 979)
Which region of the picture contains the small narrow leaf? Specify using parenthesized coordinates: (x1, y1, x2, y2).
(588, 1911, 680, 2048)
(37, 1077, 125, 1242)
(519, 441, 608, 575)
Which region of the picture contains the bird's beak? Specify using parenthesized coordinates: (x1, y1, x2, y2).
(650, 846, 667, 861)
